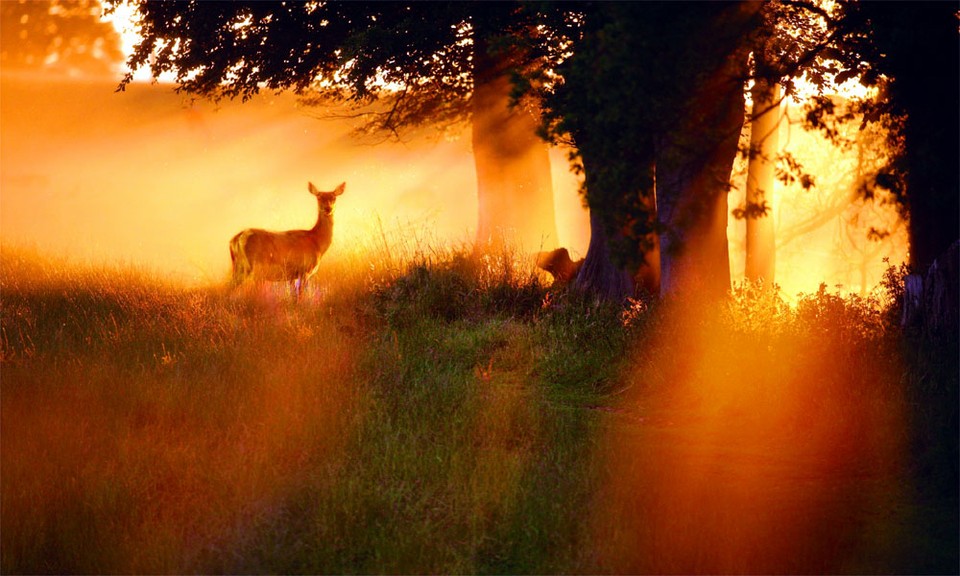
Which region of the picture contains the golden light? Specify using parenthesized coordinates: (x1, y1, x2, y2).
(5, 1, 902, 297)
(0, 3, 926, 573)
(584, 297, 909, 573)
(1, 2, 590, 284)
(731, 70, 906, 301)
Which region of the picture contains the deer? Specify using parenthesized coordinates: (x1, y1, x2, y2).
(535, 247, 583, 285)
(229, 181, 345, 297)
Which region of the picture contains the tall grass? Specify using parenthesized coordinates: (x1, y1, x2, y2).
(2, 247, 366, 572)
(1, 243, 955, 573)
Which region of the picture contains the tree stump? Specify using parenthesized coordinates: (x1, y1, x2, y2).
(902, 239, 959, 336)
(902, 274, 924, 328)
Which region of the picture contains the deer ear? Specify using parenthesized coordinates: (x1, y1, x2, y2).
(334, 182, 346, 196)
(308, 182, 320, 196)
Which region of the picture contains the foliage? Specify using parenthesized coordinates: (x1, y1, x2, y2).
(524, 0, 956, 292)
(110, 1, 542, 137)
(529, 1, 870, 272)
(369, 248, 548, 327)
(800, 2, 959, 269)
(594, 276, 956, 573)
(879, 257, 910, 324)
(1, 249, 365, 572)
(112, 0, 958, 287)
(535, 289, 638, 395)
(0, 246, 604, 573)
(536, 3, 730, 268)
(110, 1, 562, 253)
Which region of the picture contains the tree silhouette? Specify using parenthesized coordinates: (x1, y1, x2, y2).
(111, 1, 559, 253)
(533, 0, 955, 301)
(795, 1, 958, 331)
(836, 2, 958, 273)
(114, 1, 958, 302)
(537, 2, 762, 301)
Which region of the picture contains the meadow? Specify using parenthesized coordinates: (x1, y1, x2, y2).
(1, 242, 956, 574)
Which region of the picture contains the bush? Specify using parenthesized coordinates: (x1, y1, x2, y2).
(369, 249, 548, 328)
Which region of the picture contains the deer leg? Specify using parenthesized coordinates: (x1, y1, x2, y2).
(294, 277, 303, 300)
(228, 245, 248, 289)
(229, 266, 247, 290)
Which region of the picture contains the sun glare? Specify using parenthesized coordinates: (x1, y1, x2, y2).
(100, 0, 178, 83)
(734, 62, 904, 300)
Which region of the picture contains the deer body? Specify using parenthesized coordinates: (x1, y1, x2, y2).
(536, 247, 583, 285)
(230, 182, 345, 293)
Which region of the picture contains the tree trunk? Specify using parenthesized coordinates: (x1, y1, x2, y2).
(656, 53, 746, 301)
(636, 196, 662, 297)
(574, 209, 634, 301)
(471, 27, 558, 254)
(878, 4, 959, 273)
(572, 196, 659, 300)
(744, 79, 779, 284)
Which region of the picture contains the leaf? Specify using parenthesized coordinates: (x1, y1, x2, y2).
(818, 47, 844, 61)
(834, 67, 860, 85)
(732, 200, 771, 220)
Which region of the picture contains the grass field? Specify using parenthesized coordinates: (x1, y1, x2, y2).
(1, 243, 956, 574)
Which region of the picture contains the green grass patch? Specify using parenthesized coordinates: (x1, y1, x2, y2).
(1, 245, 956, 574)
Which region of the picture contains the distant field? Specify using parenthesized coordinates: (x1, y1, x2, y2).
(1, 245, 955, 573)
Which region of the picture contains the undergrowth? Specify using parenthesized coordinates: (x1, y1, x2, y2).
(1, 245, 955, 574)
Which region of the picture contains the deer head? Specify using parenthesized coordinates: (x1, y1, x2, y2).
(309, 181, 345, 216)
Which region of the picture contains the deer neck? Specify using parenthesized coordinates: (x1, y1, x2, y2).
(310, 209, 335, 249)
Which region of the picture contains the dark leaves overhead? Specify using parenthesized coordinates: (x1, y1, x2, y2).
(110, 2, 542, 135)
(116, 1, 357, 100)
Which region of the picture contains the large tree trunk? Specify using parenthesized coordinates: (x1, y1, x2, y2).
(572, 150, 658, 301)
(853, 3, 959, 273)
(574, 209, 634, 301)
(654, 3, 757, 302)
(744, 79, 779, 284)
(574, 173, 660, 300)
(471, 24, 558, 254)
(656, 57, 745, 301)
(636, 187, 662, 297)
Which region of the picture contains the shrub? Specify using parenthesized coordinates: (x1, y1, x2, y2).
(370, 248, 548, 328)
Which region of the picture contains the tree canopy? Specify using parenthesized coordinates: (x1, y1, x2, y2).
(113, 2, 541, 135)
(113, 0, 959, 297)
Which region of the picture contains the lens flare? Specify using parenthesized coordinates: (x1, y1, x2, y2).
(586, 298, 908, 573)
